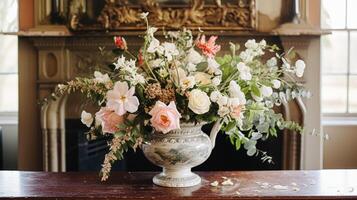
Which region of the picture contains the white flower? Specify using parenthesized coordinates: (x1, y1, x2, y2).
(139, 12, 149, 19)
(132, 74, 146, 85)
(282, 57, 290, 69)
(158, 68, 169, 77)
(267, 57, 277, 67)
(106, 81, 140, 116)
(210, 90, 221, 102)
(229, 81, 246, 104)
(187, 48, 203, 64)
(180, 76, 196, 90)
(239, 50, 253, 63)
(188, 89, 211, 114)
(207, 58, 220, 74)
(228, 98, 240, 107)
(170, 67, 187, 85)
(236, 62, 252, 81)
(147, 38, 163, 53)
(279, 92, 287, 104)
(94, 71, 111, 85)
(217, 95, 228, 106)
(162, 42, 179, 61)
(212, 76, 221, 86)
(295, 59, 306, 77)
(149, 59, 164, 68)
(81, 110, 93, 128)
(272, 79, 281, 89)
(218, 106, 230, 117)
(245, 39, 258, 49)
(261, 85, 273, 97)
(114, 55, 126, 69)
(187, 63, 197, 72)
(259, 39, 267, 47)
(147, 27, 158, 38)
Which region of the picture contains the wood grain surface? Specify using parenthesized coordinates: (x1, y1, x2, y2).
(0, 170, 357, 199)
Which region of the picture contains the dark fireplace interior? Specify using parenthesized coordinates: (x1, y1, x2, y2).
(66, 119, 283, 172)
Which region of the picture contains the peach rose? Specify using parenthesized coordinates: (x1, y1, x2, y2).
(149, 101, 182, 134)
(95, 107, 124, 134)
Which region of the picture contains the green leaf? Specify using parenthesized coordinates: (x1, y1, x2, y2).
(224, 121, 236, 132)
(196, 62, 208, 72)
(235, 139, 241, 150)
(251, 84, 261, 97)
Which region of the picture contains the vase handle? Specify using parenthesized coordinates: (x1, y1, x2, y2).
(209, 120, 222, 149)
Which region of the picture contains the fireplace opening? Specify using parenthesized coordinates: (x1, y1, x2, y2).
(65, 119, 283, 172)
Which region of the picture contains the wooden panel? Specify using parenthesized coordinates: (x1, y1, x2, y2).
(0, 170, 357, 199)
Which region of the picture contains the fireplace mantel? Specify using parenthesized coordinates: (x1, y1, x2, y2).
(17, 31, 321, 172)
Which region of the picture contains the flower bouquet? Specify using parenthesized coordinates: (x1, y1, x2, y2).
(51, 13, 309, 187)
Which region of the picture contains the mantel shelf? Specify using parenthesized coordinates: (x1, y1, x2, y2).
(14, 28, 330, 38)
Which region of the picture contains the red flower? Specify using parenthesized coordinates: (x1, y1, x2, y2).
(195, 35, 221, 58)
(114, 36, 127, 50)
(138, 49, 144, 66)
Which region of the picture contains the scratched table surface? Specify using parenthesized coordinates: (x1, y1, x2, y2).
(0, 170, 357, 199)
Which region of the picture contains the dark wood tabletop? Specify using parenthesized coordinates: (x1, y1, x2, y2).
(0, 170, 357, 199)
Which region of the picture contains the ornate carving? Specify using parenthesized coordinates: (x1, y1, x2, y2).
(72, 0, 256, 31)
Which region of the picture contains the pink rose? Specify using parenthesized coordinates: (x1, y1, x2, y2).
(95, 107, 124, 134)
(149, 101, 182, 134)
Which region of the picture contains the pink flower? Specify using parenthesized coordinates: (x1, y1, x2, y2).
(114, 36, 128, 50)
(149, 101, 182, 134)
(106, 81, 140, 116)
(95, 107, 124, 134)
(195, 35, 221, 58)
(230, 105, 244, 119)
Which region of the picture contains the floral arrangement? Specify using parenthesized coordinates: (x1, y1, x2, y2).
(52, 13, 309, 181)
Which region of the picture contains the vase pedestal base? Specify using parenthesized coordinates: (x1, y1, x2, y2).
(153, 168, 201, 187)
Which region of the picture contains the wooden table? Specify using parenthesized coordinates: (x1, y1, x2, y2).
(0, 170, 357, 199)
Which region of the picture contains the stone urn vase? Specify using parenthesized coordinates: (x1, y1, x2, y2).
(141, 121, 221, 187)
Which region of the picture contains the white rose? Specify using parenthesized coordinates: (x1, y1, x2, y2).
(210, 90, 221, 102)
(267, 57, 277, 67)
(188, 89, 211, 114)
(237, 62, 252, 81)
(261, 85, 273, 97)
(295, 59, 306, 77)
(187, 48, 203, 64)
(272, 79, 281, 89)
(81, 110, 93, 128)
